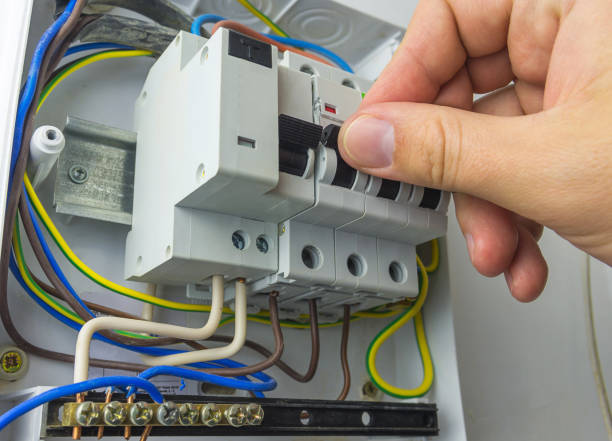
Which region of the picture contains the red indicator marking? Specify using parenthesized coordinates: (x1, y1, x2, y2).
(324, 103, 336, 114)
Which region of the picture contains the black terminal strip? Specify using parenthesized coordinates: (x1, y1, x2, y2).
(419, 187, 442, 209)
(228, 30, 272, 68)
(279, 114, 323, 153)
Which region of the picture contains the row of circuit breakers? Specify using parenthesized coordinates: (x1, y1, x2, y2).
(57, 29, 449, 322)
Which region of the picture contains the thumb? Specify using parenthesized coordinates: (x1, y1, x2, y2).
(338, 102, 552, 214)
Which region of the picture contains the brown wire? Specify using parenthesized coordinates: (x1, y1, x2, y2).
(336, 305, 351, 400)
(211, 20, 333, 67)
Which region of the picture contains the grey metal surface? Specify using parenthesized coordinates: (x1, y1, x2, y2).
(54, 116, 136, 225)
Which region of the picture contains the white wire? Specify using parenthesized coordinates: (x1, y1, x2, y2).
(583, 253, 612, 440)
(73, 275, 226, 383)
(139, 278, 247, 366)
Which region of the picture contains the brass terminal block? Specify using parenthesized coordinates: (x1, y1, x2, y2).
(63, 402, 263, 428)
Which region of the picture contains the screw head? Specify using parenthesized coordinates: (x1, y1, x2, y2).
(245, 403, 264, 426)
(156, 401, 179, 426)
(201, 403, 222, 427)
(225, 404, 247, 427)
(129, 401, 153, 426)
(178, 403, 199, 426)
(68, 165, 88, 184)
(102, 401, 127, 426)
(75, 401, 100, 426)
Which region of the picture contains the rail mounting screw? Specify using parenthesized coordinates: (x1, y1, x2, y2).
(246, 403, 264, 426)
(178, 403, 199, 425)
(156, 401, 179, 426)
(225, 404, 247, 427)
(103, 401, 127, 426)
(129, 401, 153, 426)
(68, 165, 88, 184)
(201, 403, 222, 427)
(75, 401, 100, 426)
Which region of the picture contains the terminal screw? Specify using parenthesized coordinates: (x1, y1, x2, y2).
(178, 403, 199, 426)
(225, 404, 247, 427)
(245, 403, 264, 426)
(68, 165, 88, 184)
(201, 403, 222, 427)
(129, 401, 153, 426)
(103, 401, 127, 426)
(75, 401, 100, 426)
(156, 401, 179, 426)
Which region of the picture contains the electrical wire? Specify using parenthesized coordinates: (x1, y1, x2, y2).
(583, 254, 612, 439)
(336, 304, 351, 400)
(190, 13, 227, 35)
(210, 20, 334, 68)
(136, 366, 276, 393)
(138, 279, 247, 367)
(0, 376, 162, 432)
(37, 49, 153, 111)
(422, 238, 440, 273)
(265, 34, 354, 73)
(234, 0, 290, 37)
(365, 256, 434, 399)
(73, 277, 227, 382)
(24, 174, 225, 313)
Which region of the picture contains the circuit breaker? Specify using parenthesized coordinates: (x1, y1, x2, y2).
(124, 29, 450, 321)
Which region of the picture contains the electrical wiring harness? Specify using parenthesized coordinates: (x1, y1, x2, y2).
(0, 0, 444, 433)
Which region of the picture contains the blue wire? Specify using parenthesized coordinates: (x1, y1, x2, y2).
(64, 42, 132, 57)
(136, 366, 276, 393)
(190, 14, 353, 72)
(10, 0, 78, 177)
(191, 14, 228, 35)
(24, 193, 96, 317)
(0, 376, 162, 432)
(265, 34, 354, 73)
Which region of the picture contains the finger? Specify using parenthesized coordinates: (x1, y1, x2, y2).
(362, 0, 512, 107)
(512, 214, 544, 241)
(504, 225, 548, 302)
(507, 1, 560, 86)
(514, 80, 545, 114)
(433, 67, 473, 110)
(338, 102, 553, 211)
(467, 49, 514, 94)
(454, 193, 518, 277)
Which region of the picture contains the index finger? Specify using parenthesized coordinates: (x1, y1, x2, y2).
(362, 0, 512, 106)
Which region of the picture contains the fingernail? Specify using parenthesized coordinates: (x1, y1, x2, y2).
(341, 116, 395, 168)
(465, 234, 475, 261)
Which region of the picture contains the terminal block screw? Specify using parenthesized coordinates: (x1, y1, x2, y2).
(156, 401, 179, 426)
(68, 165, 88, 184)
(201, 403, 222, 427)
(245, 403, 264, 426)
(178, 403, 199, 426)
(75, 401, 100, 426)
(129, 401, 153, 426)
(225, 404, 247, 427)
(103, 401, 127, 426)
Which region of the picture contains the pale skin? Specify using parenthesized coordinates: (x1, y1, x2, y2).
(338, 0, 612, 302)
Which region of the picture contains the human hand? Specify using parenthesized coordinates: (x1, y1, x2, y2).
(338, 0, 612, 302)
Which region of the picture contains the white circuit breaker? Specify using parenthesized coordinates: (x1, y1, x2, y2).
(125, 29, 450, 321)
